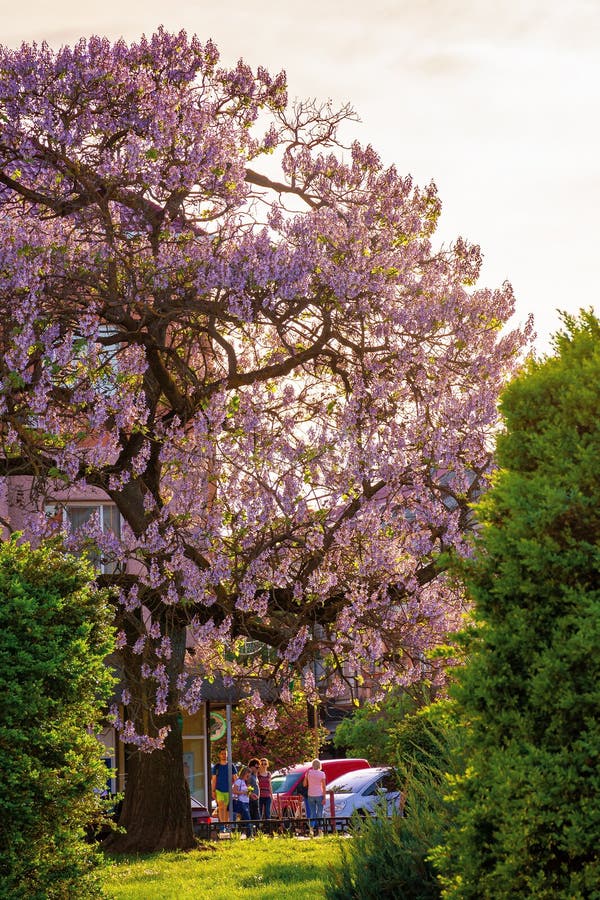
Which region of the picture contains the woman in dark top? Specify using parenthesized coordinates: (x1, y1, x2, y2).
(257, 757, 273, 820)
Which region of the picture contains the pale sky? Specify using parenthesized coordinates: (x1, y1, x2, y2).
(2, 0, 600, 354)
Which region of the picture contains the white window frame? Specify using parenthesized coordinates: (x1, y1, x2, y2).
(45, 502, 122, 574)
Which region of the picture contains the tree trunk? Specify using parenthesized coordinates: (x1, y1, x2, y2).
(103, 615, 195, 852)
(104, 714, 195, 852)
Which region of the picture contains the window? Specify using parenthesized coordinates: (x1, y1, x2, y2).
(183, 710, 208, 804)
(57, 324, 120, 396)
(364, 777, 384, 796)
(379, 771, 400, 792)
(229, 639, 278, 664)
(64, 503, 121, 574)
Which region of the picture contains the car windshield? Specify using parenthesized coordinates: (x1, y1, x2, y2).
(329, 769, 391, 794)
(329, 776, 371, 794)
(271, 772, 301, 793)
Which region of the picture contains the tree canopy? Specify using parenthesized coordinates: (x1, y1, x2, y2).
(334, 687, 420, 765)
(0, 29, 531, 849)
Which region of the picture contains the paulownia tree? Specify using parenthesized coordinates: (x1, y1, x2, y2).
(0, 30, 531, 850)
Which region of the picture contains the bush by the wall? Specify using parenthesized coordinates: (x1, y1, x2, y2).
(212, 691, 329, 768)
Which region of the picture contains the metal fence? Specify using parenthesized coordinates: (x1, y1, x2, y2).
(193, 814, 352, 840)
(194, 789, 353, 840)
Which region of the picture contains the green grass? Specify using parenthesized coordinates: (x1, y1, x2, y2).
(102, 833, 345, 899)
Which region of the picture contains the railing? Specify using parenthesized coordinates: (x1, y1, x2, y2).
(270, 793, 305, 819)
(193, 815, 350, 840)
(193, 790, 345, 840)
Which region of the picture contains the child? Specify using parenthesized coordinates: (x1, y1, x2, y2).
(232, 766, 253, 837)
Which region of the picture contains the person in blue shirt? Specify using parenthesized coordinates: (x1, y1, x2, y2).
(211, 747, 237, 825)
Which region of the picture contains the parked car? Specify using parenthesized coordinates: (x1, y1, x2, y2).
(324, 766, 403, 822)
(191, 797, 214, 834)
(271, 759, 370, 817)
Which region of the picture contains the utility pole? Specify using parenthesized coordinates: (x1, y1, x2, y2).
(313, 652, 320, 757)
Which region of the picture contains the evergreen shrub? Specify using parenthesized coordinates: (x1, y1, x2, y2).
(0, 537, 115, 899)
(435, 313, 600, 898)
(326, 700, 463, 899)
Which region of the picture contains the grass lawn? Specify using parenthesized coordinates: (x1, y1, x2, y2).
(102, 833, 345, 899)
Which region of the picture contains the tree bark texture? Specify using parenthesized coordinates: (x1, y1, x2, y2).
(104, 618, 196, 852)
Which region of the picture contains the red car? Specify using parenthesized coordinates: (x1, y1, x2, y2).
(271, 759, 370, 817)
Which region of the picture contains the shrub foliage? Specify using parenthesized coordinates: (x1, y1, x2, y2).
(435, 312, 600, 898)
(333, 689, 420, 765)
(326, 700, 463, 899)
(0, 537, 115, 899)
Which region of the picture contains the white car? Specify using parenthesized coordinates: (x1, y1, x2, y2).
(325, 766, 403, 821)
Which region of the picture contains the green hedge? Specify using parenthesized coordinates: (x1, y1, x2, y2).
(0, 536, 116, 899)
(435, 313, 600, 898)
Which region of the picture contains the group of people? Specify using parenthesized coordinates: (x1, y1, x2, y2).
(211, 749, 274, 835)
(211, 749, 327, 836)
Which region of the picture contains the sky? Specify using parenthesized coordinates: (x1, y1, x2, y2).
(3, 0, 600, 354)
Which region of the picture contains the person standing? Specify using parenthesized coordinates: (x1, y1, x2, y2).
(232, 766, 253, 837)
(257, 757, 273, 821)
(303, 759, 327, 836)
(211, 748, 237, 828)
(247, 759, 260, 823)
